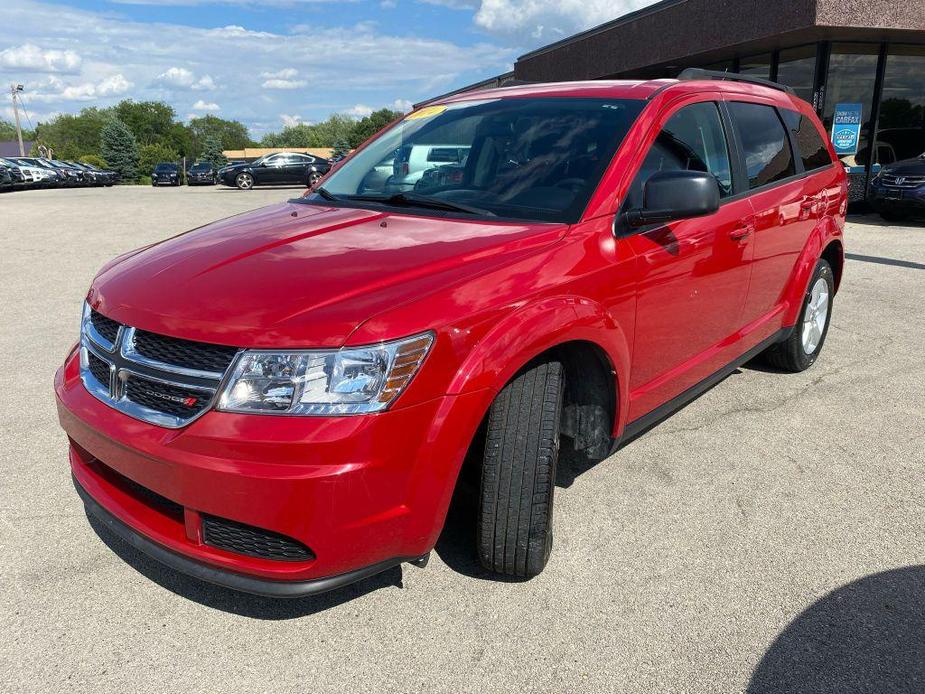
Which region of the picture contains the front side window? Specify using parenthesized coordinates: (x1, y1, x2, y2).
(308, 97, 645, 223)
(626, 101, 733, 210)
(781, 109, 833, 171)
(728, 102, 795, 189)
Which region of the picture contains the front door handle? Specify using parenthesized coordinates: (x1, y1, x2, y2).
(729, 225, 753, 241)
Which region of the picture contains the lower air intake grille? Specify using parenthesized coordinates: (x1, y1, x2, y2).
(202, 515, 315, 562)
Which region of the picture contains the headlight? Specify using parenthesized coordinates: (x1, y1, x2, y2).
(217, 332, 433, 415)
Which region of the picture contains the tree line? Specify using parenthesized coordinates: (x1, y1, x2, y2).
(0, 101, 403, 183)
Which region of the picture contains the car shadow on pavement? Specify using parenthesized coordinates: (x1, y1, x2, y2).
(847, 212, 925, 228)
(86, 513, 405, 618)
(748, 566, 925, 693)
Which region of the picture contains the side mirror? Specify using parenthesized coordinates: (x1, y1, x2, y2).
(625, 170, 720, 227)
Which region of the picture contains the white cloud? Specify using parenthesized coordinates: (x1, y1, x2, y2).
(262, 78, 307, 90)
(0, 43, 81, 73)
(3, 0, 517, 132)
(155, 67, 216, 91)
(471, 0, 656, 42)
(192, 99, 220, 111)
(280, 114, 304, 127)
(27, 73, 134, 102)
(392, 98, 413, 112)
(344, 104, 374, 118)
(261, 68, 299, 79)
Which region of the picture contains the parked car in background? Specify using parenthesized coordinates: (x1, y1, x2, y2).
(217, 152, 331, 190)
(2, 158, 31, 187)
(186, 161, 216, 186)
(58, 74, 846, 597)
(47, 159, 89, 187)
(868, 152, 925, 221)
(65, 162, 103, 187)
(79, 162, 118, 186)
(385, 144, 470, 192)
(152, 162, 181, 187)
(9, 157, 60, 188)
(0, 163, 12, 191)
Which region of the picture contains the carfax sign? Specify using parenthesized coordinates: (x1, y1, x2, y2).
(831, 103, 863, 156)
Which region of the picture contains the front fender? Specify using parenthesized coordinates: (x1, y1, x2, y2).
(782, 215, 844, 326)
(447, 295, 631, 435)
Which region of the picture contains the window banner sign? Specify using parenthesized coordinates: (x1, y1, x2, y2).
(831, 103, 863, 156)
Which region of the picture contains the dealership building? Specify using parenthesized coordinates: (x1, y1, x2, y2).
(447, 0, 924, 201)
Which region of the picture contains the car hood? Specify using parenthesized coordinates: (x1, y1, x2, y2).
(88, 202, 566, 348)
(883, 157, 925, 176)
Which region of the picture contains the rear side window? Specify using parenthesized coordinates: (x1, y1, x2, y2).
(627, 101, 733, 209)
(781, 109, 833, 171)
(728, 102, 795, 189)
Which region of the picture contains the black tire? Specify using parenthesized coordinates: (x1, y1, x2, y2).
(478, 360, 563, 577)
(762, 259, 834, 372)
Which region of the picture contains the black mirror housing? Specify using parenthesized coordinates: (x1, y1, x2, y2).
(626, 170, 720, 227)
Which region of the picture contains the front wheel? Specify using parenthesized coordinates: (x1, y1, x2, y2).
(478, 360, 563, 578)
(762, 259, 834, 372)
(235, 172, 254, 190)
(307, 171, 322, 187)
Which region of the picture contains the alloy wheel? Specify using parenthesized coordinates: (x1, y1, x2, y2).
(801, 277, 829, 354)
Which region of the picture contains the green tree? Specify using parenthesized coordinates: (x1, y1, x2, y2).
(331, 139, 351, 159)
(114, 100, 177, 147)
(189, 115, 252, 154)
(200, 136, 227, 168)
(100, 119, 139, 182)
(32, 108, 111, 159)
(78, 154, 109, 169)
(0, 118, 34, 142)
(138, 143, 180, 176)
(348, 109, 402, 147)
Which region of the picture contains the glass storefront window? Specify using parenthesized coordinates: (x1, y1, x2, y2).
(873, 45, 925, 168)
(822, 43, 880, 175)
(777, 45, 816, 104)
(739, 53, 772, 80)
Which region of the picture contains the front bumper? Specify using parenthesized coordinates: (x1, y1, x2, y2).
(869, 185, 925, 210)
(55, 346, 487, 595)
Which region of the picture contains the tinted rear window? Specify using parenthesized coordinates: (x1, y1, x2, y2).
(728, 102, 795, 189)
(781, 109, 833, 171)
(155, 163, 178, 171)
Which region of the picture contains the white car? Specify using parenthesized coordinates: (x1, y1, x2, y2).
(386, 145, 470, 192)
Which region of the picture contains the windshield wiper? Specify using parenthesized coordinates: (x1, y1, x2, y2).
(346, 191, 495, 217)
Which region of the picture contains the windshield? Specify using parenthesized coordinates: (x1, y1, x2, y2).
(155, 163, 178, 172)
(309, 97, 644, 223)
(190, 163, 211, 171)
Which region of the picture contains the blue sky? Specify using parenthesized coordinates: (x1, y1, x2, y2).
(0, 0, 653, 138)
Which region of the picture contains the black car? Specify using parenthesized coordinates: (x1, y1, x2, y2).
(217, 152, 331, 190)
(48, 159, 90, 186)
(187, 161, 216, 186)
(152, 162, 181, 186)
(78, 162, 118, 186)
(869, 153, 925, 221)
(65, 162, 104, 187)
(0, 163, 12, 191)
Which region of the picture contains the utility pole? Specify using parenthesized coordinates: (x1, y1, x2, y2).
(10, 84, 25, 156)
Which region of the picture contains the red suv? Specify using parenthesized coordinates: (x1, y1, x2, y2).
(56, 72, 846, 596)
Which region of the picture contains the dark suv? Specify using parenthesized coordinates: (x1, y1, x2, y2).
(869, 153, 925, 221)
(152, 162, 180, 187)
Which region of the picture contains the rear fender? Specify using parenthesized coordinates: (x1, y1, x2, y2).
(782, 216, 843, 326)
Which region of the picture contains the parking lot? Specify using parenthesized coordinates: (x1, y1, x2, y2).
(2, 185, 923, 693)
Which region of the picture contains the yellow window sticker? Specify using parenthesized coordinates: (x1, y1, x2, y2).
(405, 105, 447, 121)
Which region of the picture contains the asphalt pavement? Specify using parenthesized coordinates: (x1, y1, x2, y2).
(1, 185, 923, 693)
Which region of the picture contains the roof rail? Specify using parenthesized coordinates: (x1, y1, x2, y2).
(678, 68, 795, 95)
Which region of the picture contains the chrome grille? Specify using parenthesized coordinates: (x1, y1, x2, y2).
(880, 174, 925, 189)
(79, 307, 240, 428)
